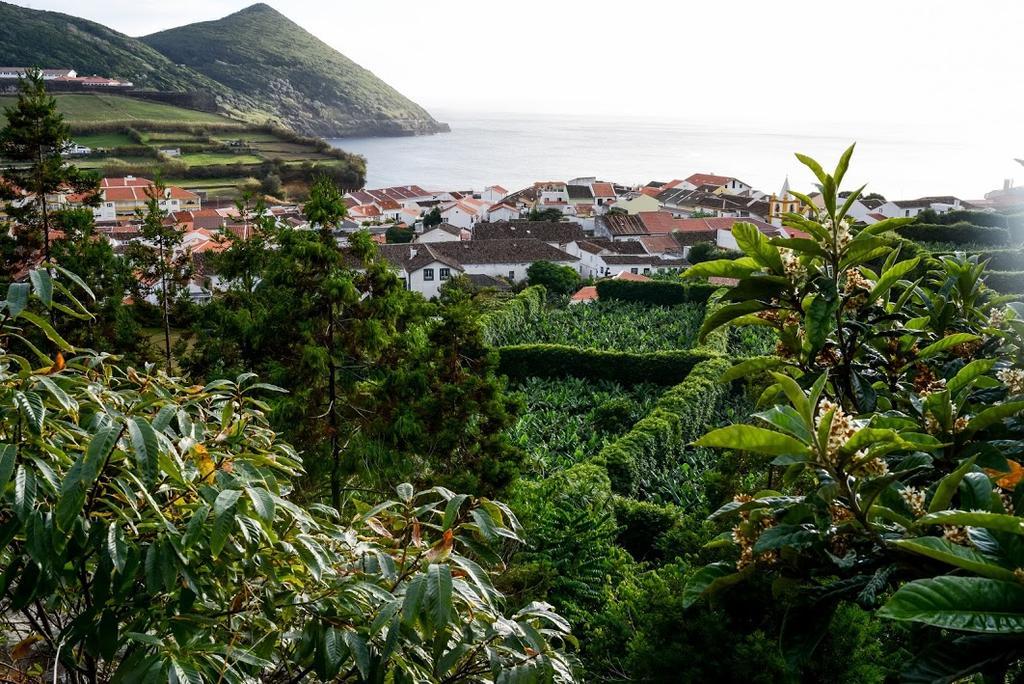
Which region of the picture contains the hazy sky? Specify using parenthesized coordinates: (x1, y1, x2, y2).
(11, 0, 1024, 128)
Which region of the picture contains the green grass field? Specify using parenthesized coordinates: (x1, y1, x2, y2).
(0, 94, 234, 124)
(179, 153, 265, 166)
(72, 132, 137, 148)
(75, 156, 157, 169)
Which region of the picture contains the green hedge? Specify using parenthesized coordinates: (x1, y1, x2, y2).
(480, 285, 546, 346)
(919, 208, 1022, 230)
(594, 290, 733, 496)
(595, 280, 719, 306)
(596, 355, 732, 496)
(496, 345, 719, 385)
(897, 222, 1010, 246)
(984, 271, 1024, 293)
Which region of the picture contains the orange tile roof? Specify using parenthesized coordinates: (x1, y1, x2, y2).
(592, 182, 616, 197)
(570, 285, 598, 302)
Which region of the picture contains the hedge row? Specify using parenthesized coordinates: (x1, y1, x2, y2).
(480, 285, 546, 346)
(897, 222, 1010, 246)
(919, 209, 1023, 230)
(595, 279, 718, 306)
(598, 355, 732, 497)
(984, 271, 1024, 293)
(496, 345, 719, 385)
(594, 290, 733, 496)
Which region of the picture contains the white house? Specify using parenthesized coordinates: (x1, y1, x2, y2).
(486, 202, 520, 222)
(374, 239, 578, 299)
(416, 223, 465, 243)
(875, 196, 969, 219)
(480, 185, 508, 203)
(440, 198, 489, 229)
(63, 143, 91, 156)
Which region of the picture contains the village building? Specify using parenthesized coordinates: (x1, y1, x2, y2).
(471, 221, 585, 250)
(416, 222, 467, 243)
(374, 239, 578, 298)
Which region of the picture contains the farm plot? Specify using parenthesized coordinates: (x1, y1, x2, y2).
(509, 377, 663, 477)
(495, 300, 705, 352)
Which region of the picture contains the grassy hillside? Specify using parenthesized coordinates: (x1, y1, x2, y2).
(0, 1, 223, 92)
(0, 93, 234, 124)
(141, 4, 448, 137)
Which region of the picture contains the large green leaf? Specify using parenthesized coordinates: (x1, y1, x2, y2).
(127, 417, 159, 485)
(916, 333, 980, 360)
(699, 301, 770, 342)
(0, 444, 15, 491)
(13, 391, 45, 435)
(5, 282, 29, 318)
(683, 257, 761, 280)
(890, 537, 1017, 581)
(16, 310, 73, 352)
(426, 563, 453, 627)
(682, 562, 747, 608)
(929, 456, 978, 513)
(246, 486, 276, 524)
(733, 222, 784, 273)
(868, 257, 920, 302)
(966, 401, 1024, 435)
(721, 357, 787, 383)
(753, 524, 819, 553)
(879, 576, 1024, 633)
(28, 269, 53, 307)
(694, 425, 810, 457)
(917, 510, 1024, 535)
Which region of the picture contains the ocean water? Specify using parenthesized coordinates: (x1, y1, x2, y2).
(329, 110, 1022, 201)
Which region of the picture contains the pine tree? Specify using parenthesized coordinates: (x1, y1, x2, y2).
(0, 69, 98, 271)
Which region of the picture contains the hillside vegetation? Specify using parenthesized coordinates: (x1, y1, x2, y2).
(0, 1, 222, 93)
(141, 4, 447, 137)
(0, 93, 233, 125)
(0, 1, 446, 137)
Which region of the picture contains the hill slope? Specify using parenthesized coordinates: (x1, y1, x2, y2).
(0, 2, 446, 138)
(141, 3, 447, 138)
(0, 1, 224, 93)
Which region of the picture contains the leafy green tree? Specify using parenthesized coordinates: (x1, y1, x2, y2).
(385, 224, 414, 243)
(422, 206, 442, 228)
(49, 208, 150, 363)
(0, 270, 579, 683)
(683, 145, 1024, 680)
(363, 289, 523, 494)
(527, 207, 565, 222)
(527, 261, 580, 295)
(125, 181, 190, 372)
(304, 174, 348, 239)
(0, 69, 98, 268)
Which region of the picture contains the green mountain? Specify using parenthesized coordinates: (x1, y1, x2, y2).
(0, 2, 447, 138)
(0, 1, 223, 92)
(141, 3, 447, 138)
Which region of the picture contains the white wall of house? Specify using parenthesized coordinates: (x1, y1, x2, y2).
(405, 261, 462, 299)
(486, 205, 519, 222)
(616, 194, 661, 215)
(417, 227, 462, 243)
(441, 205, 479, 229)
(480, 187, 507, 203)
(92, 201, 116, 222)
(462, 260, 575, 284)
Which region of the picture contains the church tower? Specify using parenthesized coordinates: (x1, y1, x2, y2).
(769, 177, 804, 226)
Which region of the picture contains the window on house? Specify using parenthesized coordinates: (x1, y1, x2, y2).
(631, 268, 639, 274)
(905, 209, 911, 217)
(440, 268, 450, 280)
(423, 268, 435, 281)
(509, 270, 515, 279)
(643, 268, 651, 275)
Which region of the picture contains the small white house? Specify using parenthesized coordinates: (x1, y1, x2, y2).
(416, 223, 465, 243)
(480, 185, 508, 203)
(485, 203, 520, 222)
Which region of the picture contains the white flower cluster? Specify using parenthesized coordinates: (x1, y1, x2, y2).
(821, 216, 853, 250)
(900, 487, 927, 517)
(816, 399, 856, 466)
(998, 368, 1024, 395)
(988, 306, 1011, 329)
(779, 247, 806, 280)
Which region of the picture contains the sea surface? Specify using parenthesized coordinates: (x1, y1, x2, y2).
(330, 110, 1022, 201)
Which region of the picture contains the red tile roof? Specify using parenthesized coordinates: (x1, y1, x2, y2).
(592, 182, 616, 198)
(571, 285, 598, 302)
(612, 271, 651, 282)
(685, 173, 732, 187)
